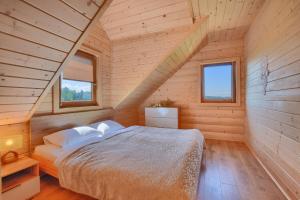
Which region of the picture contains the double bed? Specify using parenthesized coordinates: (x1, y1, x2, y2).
(32, 120, 205, 200)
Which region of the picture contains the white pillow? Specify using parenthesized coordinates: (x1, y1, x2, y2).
(43, 126, 100, 148)
(89, 120, 124, 135)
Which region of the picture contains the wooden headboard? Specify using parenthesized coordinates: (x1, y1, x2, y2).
(30, 109, 114, 152)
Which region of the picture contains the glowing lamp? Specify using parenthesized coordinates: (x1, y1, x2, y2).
(0, 135, 23, 164)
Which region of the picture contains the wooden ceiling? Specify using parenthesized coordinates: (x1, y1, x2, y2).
(100, 0, 194, 40)
(0, 0, 266, 125)
(0, 0, 112, 125)
(101, 0, 265, 41)
(115, 18, 209, 109)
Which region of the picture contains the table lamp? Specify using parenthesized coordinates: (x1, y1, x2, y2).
(0, 135, 23, 164)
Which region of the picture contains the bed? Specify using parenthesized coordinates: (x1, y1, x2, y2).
(32, 121, 205, 200)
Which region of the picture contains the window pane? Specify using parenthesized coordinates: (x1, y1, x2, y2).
(61, 79, 92, 102)
(203, 63, 233, 101)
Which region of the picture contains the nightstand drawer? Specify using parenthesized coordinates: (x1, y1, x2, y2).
(22, 176, 40, 199)
(2, 176, 40, 200)
(2, 184, 22, 200)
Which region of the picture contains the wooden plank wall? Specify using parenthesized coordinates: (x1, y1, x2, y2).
(244, 0, 300, 199)
(33, 20, 139, 131)
(110, 26, 194, 107)
(0, 0, 105, 125)
(139, 39, 245, 141)
(114, 18, 208, 109)
(0, 122, 30, 157)
(34, 22, 112, 115)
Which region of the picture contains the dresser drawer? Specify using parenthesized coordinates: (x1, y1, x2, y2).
(146, 117, 178, 129)
(145, 107, 178, 118)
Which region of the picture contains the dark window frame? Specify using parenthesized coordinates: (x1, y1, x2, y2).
(201, 62, 236, 103)
(59, 50, 97, 108)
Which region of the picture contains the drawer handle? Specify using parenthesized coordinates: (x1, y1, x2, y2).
(2, 184, 21, 193)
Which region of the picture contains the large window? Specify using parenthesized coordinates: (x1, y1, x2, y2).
(201, 62, 236, 103)
(60, 50, 97, 107)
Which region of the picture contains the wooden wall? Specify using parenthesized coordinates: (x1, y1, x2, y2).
(0, 0, 106, 125)
(139, 39, 245, 141)
(0, 122, 30, 157)
(30, 21, 138, 155)
(35, 22, 112, 115)
(244, 0, 300, 199)
(110, 26, 193, 107)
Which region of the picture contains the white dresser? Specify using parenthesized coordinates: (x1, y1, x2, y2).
(145, 107, 178, 129)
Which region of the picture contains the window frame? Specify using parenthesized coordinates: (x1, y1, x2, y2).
(59, 50, 98, 108)
(199, 57, 241, 106)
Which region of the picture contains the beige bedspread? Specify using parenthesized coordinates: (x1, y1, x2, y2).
(57, 126, 204, 200)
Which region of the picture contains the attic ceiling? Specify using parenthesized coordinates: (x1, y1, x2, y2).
(100, 0, 265, 41)
(0, 0, 266, 125)
(0, 0, 112, 125)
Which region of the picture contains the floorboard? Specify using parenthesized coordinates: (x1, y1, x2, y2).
(33, 140, 286, 200)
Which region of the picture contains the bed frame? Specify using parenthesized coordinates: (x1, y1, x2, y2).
(31, 154, 58, 178)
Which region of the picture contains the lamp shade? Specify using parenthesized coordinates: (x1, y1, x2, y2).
(0, 135, 23, 151)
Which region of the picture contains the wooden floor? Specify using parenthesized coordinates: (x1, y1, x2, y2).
(33, 140, 286, 200)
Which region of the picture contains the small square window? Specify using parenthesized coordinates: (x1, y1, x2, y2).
(201, 62, 236, 103)
(60, 50, 97, 107)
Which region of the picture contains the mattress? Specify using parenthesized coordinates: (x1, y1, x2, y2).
(34, 144, 62, 162)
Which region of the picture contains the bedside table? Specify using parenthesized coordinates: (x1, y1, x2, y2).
(1, 157, 40, 200)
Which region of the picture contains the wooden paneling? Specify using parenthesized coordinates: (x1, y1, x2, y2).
(0, 0, 112, 126)
(27, 0, 113, 120)
(112, 18, 208, 109)
(110, 27, 192, 107)
(34, 22, 112, 116)
(100, 0, 194, 40)
(139, 40, 245, 141)
(100, 0, 265, 41)
(244, 0, 300, 199)
(0, 122, 30, 157)
(113, 108, 139, 127)
(190, 0, 265, 42)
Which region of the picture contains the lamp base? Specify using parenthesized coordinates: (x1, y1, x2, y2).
(1, 151, 19, 165)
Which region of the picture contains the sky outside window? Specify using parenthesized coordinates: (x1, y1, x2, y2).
(61, 79, 92, 102)
(203, 63, 233, 100)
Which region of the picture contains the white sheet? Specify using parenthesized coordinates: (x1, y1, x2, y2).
(34, 144, 63, 162)
(55, 125, 138, 166)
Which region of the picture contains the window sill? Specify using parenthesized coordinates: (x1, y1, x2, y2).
(199, 101, 241, 107)
(54, 104, 103, 114)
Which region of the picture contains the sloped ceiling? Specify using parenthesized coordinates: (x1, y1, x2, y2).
(107, 0, 265, 110)
(0, 0, 266, 125)
(101, 0, 265, 41)
(114, 18, 209, 109)
(0, 0, 112, 125)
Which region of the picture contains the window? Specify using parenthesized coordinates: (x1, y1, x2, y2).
(201, 62, 236, 103)
(60, 50, 97, 107)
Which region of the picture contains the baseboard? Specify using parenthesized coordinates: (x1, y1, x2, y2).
(245, 143, 292, 200)
(203, 131, 244, 142)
